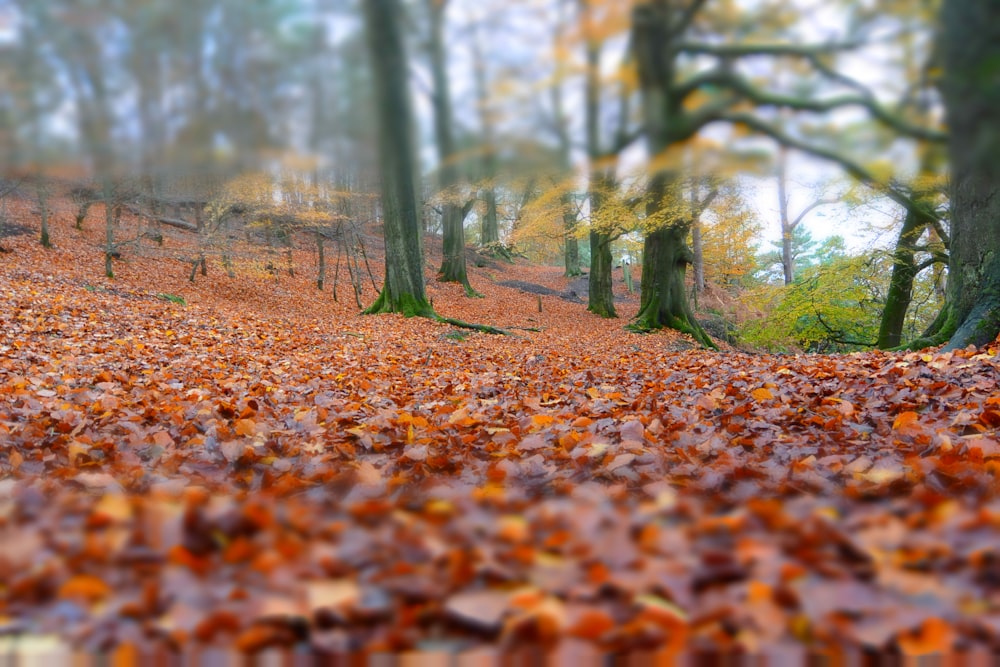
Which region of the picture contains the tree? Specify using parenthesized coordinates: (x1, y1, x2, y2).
(929, 0, 1000, 350)
(426, 0, 477, 296)
(698, 183, 761, 289)
(775, 147, 836, 285)
(362, 0, 432, 317)
(579, 0, 633, 319)
(629, 2, 714, 346)
(362, 0, 507, 335)
(875, 163, 947, 349)
(625, 0, 944, 347)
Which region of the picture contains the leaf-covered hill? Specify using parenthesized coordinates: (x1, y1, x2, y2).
(2, 198, 1000, 660)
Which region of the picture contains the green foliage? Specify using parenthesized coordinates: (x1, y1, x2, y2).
(740, 246, 945, 352)
(156, 293, 187, 305)
(756, 225, 817, 284)
(740, 253, 882, 352)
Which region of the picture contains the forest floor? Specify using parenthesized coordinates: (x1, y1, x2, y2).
(2, 194, 1000, 661)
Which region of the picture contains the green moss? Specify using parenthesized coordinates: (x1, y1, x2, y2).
(894, 302, 957, 351)
(363, 290, 435, 317)
(156, 293, 187, 305)
(626, 312, 717, 350)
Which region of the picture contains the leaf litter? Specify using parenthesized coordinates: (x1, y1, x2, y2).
(1, 203, 1000, 659)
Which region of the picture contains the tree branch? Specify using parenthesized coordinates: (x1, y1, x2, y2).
(927, 216, 951, 247)
(719, 112, 941, 222)
(694, 70, 946, 142)
(678, 40, 864, 59)
(915, 253, 948, 272)
(815, 311, 876, 348)
(669, 0, 708, 39)
(790, 198, 838, 229)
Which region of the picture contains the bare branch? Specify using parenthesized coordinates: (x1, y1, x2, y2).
(719, 112, 941, 222)
(689, 70, 946, 142)
(790, 198, 838, 229)
(678, 40, 864, 59)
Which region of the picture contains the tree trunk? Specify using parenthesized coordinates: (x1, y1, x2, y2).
(588, 229, 616, 318)
(362, 0, 432, 317)
(426, 0, 476, 295)
(877, 207, 930, 348)
(563, 208, 581, 277)
(936, 0, 1000, 350)
(103, 179, 115, 278)
(630, 4, 714, 346)
(481, 186, 500, 246)
(582, 1, 616, 317)
(777, 146, 795, 285)
(632, 223, 714, 347)
(471, 21, 500, 249)
(691, 218, 704, 292)
(549, 21, 582, 280)
(37, 178, 51, 248)
(316, 231, 325, 290)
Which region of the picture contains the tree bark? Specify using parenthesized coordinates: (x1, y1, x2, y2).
(550, 43, 582, 278)
(936, 0, 1000, 350)
(362, 0, 432, 316)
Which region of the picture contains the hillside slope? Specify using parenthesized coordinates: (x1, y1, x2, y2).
(2, 195, 1000, 659)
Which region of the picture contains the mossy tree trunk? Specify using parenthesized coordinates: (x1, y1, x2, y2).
(631, 222, 713, 347)
(563, 210, 581, 278)
(550, 54, 582, 278)
(936, 0, 1000, 350)
(427, 0, 476, 296)
(582, 0, 617, 317)
(588, 228, 616, 318)
(362, 0, 432, 317)
(877, 205, 936, 348)
(481, 186, 500, 247)
(629, 3, 714, 347)
(690, 218, 704, 294)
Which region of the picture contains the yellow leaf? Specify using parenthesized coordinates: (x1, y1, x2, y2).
(751, 388, 773, 401)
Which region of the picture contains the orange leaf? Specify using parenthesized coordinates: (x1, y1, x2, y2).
(897, 617, 954, 656)
(234, 418, 256, 437)
(751, 388, 773, 401)
(569, 609, 615, 640)
(59, 574, 111, 603)
(892, 411, 919, 431)
(530, 414, 555, 428)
